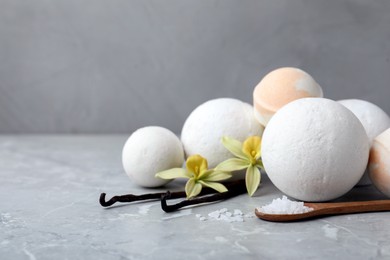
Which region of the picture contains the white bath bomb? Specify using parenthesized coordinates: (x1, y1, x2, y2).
(338, 99, 390, 185)
(262, 98, 369, 202)
(122, 126, 184, 188)
(369, 128, 390, 197)
(338, 99, 390, 143)
(181, 98, 264, 168)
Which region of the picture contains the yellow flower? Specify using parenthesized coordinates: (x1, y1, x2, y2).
(215, 136, 263, 196)
(156, 154, 232, 199)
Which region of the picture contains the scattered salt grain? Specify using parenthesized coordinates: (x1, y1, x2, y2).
(233, 209, 243, 216)
(257, 196, 313, 214)
(244, 212, 255, 218)
(208, 210, 221, 219)
(196, 208, 252, 223)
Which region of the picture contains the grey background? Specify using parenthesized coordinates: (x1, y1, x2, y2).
(0, 0, 389, 134)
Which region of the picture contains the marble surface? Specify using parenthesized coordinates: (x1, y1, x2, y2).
(1, 135, 390, 260)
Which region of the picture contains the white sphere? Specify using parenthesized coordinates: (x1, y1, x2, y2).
(181, 98, 264, 168)
(338, 99, 390, 185)
(122, 126, 184, 188)
(262, 98, 369, 202)
(338, 99, 390, 143)
(369, 128, 390, 197)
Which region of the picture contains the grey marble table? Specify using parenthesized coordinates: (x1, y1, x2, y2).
(1, 135, 390, 260)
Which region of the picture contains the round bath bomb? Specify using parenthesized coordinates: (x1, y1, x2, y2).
(262, 98, 369, 202)
(181, 98, 264, 168)
(338, 99, 390, 185)
(122, 126, 184, 188)
(369, 128, 390, 197)
(253, 67, 323, 126)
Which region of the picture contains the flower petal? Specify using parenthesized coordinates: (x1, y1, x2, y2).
(198, 169, 213, 179)
(155, 168, 190, 179)
(202, 171, 232, 182)
(185, 179, 202, 198)
(215, 158, 250, 172)
(242, 136, 262, 160)
(245, 165, 261, 196)
(198, 180, 228, 193)
(221, 136, 247, 160)
(186, 154, 208, 177)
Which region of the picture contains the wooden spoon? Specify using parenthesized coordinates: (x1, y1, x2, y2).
(255, 200, 390, 222)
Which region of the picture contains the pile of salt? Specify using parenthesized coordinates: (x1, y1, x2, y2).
(257, 196, 313, 214)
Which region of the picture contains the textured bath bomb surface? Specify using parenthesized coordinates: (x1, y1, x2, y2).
(369, 128, 390, 197)
(253, 67, 323, 127)
(122, 126, 184, 188)
(338, 99, 390, 185)
(338, 99, 390, 144)
(181, 98, 264, 168)
(262, 98, 369, 202)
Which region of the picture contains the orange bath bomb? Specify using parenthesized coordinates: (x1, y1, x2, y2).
(253, 67, 323, 126)
(369, 128, 390, 197)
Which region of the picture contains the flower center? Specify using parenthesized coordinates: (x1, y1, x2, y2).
(251, 150, 256, 158)
(194, 166, 200, 175)
(242, 136, 261, 164)
(250, 157, 257, 165)
(185, 154, 208, 179)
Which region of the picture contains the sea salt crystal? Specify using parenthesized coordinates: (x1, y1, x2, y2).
(233, 209, 243, 216)
(257, 196, 313, 214)
(219, 214, 230, 221)
(219, 208, 228, 213)
(208, 210, 221, 219)
(200, 209, 247, 222)
(244, 212, 255, 218)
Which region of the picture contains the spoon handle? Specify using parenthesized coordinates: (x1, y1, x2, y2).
(305, 200, 390, 215)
